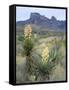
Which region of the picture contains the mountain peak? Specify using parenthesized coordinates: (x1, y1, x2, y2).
(30, 13, 40, 20)
(51, 16, 57, 21)
(16, 12, 65, 31)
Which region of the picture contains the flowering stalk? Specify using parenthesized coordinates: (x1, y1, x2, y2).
(24, 25, 32, 38)
(41, 46, 49, 63)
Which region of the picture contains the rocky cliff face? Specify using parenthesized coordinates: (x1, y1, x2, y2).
(16, 12, 66, 31)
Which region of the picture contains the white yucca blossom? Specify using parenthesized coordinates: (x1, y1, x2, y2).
(41, 46, 49, 63)
(24, 25, 32, 38)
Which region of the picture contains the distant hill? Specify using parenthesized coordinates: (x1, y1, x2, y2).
(16, 13, 66, 32)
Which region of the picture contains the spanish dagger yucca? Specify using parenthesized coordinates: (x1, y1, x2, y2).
(32, 46, 58, 80)
(23, 25, 34, 56)
(23, 25, 34, 80)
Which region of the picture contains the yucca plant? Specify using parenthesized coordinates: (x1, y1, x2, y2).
(31, 46, 58, 81)
(23, 25, 35, 80)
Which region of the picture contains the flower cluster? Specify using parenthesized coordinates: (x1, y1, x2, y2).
(41, 46, 49, 63)
(24, 25, 32, 38)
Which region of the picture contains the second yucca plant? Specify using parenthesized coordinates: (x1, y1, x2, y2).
(31, 46, 58, 81)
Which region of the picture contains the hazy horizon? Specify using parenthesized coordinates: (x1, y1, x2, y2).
(16, 6, 66, 22)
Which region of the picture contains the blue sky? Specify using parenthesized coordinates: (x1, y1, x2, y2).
(16, 6, 66, 22)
